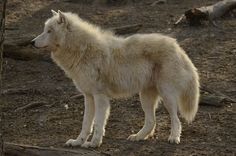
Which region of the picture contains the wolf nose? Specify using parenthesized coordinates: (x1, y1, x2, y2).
(30, 40, 35, 46)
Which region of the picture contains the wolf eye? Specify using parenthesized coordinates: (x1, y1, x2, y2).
(47, 30, 52, 33)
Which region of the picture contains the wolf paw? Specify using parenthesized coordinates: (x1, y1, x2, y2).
(81, 141, 101, 148)
(168, 135, 180, 144)
(127, 134, 146, 141)
(65, 138, 84, 147)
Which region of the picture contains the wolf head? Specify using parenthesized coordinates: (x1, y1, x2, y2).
(31, 10, 72, 51)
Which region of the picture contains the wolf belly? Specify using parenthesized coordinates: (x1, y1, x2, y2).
(103, 60, 154, 98)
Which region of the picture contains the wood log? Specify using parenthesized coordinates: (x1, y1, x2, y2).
(199, 86, 236, 107)
(6, 36, 34, 47)
(201, 86, 236, 103)
(200, 94, 226, 107)
(3, 44, 51, 62)
(112, 24, 142, 35)
(4, 142, 104, 156)
(174, 0, 236, 26)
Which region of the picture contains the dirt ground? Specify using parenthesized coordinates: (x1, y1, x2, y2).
(1, 0, 236, 155)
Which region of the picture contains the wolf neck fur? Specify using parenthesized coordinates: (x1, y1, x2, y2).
(51, 15, 121, 74)
(52, 33, 103, 71)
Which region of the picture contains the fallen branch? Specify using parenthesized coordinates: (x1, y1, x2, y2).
(4, 142, 103, 156)
(15, 101, 48, 112)
(174, 0, 236, 26)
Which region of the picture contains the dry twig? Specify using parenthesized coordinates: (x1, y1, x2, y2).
(15, 101, 48, 112)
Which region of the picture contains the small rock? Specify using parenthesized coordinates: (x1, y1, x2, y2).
(64, 104, 69, 110)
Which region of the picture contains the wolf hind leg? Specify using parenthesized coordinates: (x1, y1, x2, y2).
(159, 84, 182, 144)
(128, 87, 159, 141)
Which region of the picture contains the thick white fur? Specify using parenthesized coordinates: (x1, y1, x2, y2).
(32, 10, 200, 147)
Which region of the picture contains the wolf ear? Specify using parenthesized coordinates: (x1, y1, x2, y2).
(51, 9, 58, 16)
(58, 10, 67, 24)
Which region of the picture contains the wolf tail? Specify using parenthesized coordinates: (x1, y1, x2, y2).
(179, 68, 200, 124)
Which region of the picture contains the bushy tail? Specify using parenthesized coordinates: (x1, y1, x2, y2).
(179, 71, 200, 123)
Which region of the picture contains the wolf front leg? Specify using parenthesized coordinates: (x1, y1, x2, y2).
(82, 94, 110, 148)
(66, 94, 95, 146)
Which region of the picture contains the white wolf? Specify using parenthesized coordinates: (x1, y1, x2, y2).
(32, 10, 200, 148)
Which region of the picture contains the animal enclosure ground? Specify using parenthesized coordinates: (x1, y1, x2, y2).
(1, 0, 236, 155)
